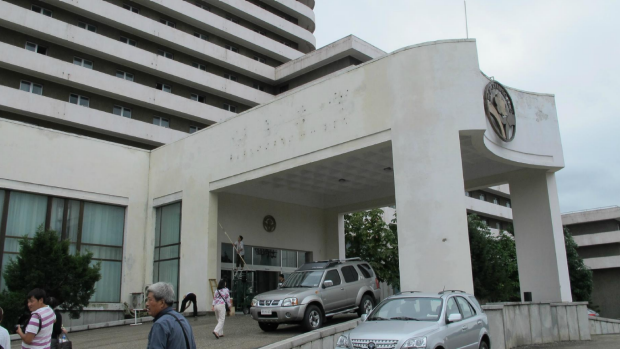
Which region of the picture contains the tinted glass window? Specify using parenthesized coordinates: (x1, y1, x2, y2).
(324, 269, 341, 286)
(456, 297, 475, 319)
(341, 266, 359, 283)
(446, 297, 460, 318)
(358, 263, 373, 278)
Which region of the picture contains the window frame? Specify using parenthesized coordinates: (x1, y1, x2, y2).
(194, 32, 209, 41)
(226, 15, 239, 24)
(160, 19, 176, 28)
(77, 21, 97, 32)
(31, 5, 52, 17)
(189, 126, 199, 134)
(122, 3, 140, 14)
(157, 49, 174, 59)
(224, 73, 238, 82)
(69, 93, 90, 107)
(192, 62, 207, 71)
(153, 116, 170, 128)
(252, 83, 265, 91)
(120, 36, 137, 47)
(225, 44, 239, 53)
(190, 94, 206, 103)
(73, 56, 94, 69)
(116, 70, 134, 82)
(25, 41, 47, 55)
(223, 103, 237, 113)
(156, 83, 172, 93)
(113, 105, 132, 118)
(19, 80, 43, 95)
(254, 56, 266, 64)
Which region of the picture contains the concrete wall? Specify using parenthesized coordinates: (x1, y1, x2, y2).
(589, 316, 620, 335)
(261, 318, 361, 349)
(591, 268, 620, 319)
(567, 220, 620, 236)
(482, 302, 590, 349)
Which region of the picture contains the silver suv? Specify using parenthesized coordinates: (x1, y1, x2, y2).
(336, 290, 490, 349)
(250, 258, 381, 332)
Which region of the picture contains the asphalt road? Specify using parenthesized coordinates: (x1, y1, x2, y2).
(11, 313, 358, 349)
(515, 334, 620, 349)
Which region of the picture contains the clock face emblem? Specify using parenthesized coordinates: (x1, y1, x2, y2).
(263, 215, 276, 232)
(484, 81, 516, 142)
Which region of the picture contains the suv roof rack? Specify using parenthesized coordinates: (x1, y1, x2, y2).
(438, 290, 466, 294)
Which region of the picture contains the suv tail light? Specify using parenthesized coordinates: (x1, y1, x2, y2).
(375, 278, 380, 289)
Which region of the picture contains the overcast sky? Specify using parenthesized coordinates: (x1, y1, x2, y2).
(314, 0, 620, 213)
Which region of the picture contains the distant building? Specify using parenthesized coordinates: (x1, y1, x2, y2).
(562, 206, 620, 318)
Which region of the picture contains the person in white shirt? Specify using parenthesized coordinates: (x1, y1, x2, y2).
(16, 288, 56, 349)
(233, 235, 245, 270)
(0, 307, 11, 349)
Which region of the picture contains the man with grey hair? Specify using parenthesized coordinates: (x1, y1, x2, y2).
(146, 282, 197, 349)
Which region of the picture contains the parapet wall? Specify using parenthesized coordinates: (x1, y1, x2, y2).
(589, 316, 620, 334)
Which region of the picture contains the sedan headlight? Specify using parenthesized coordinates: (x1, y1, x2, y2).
(402, 337, 426, 349)
(281, 297, 299, 307)
(251, 298, 258, 307)
(336, 335, 349, 347)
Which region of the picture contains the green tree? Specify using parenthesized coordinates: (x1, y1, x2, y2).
(0, 228, 101, 330)
(467, 215, 520, 302)
(345, 209, 400, 290)
(564, 228, 593, 302)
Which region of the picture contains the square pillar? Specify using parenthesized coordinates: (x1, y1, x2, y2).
(324, 210, 345, 260)
(510, 171, 572, 302)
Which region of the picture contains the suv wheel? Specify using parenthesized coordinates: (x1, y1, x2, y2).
(479, 341, 489, 349)
(357, 295, 374, 317)
(302, 305, 323, 331)
(258, 322, 279, 332)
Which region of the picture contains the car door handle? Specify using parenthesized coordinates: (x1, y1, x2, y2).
(477, 320, 482, 325)
(340, 288, 345, 291)
(462, 325, 468, 331)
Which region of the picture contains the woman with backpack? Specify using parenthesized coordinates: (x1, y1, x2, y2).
(211, 279, 231, 339)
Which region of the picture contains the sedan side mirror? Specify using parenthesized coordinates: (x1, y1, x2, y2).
(361, 314, 368, 322)
(323, 280, 333, 288)
(447, 313, 462, 323)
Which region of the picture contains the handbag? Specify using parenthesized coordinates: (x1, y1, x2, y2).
(217, 290, 230, 313)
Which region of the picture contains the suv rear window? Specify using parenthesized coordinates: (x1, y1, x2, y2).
(357, 263, 374, 278)
(341, 265, 359, 283)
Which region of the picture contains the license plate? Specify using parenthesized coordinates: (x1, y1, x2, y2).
(261, 309, 272, 315)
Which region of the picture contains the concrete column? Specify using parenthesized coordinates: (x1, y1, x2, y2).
(391, 124, 474, 294)
(324, 210, 346, 260)
(510, 171, 572, 302)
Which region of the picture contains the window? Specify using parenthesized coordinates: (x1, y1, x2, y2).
(160, 19, 176, 28)
(481, 219, 487, 225)
(357, 263, 374, 278)
(479, 193, 486, 201)
(341, 266, 359, 283)
(253, 248, 280, 266)
(113, 105, 131, 118)
(189, 126, 200, 134)
(254, 56, 266, 64)
(225, 44, 239, 53)
(69, 93, 89, 107)
(224, 73, 237, 82)
(116, 70, 134, 82)
(282, 250, 297, 268)
(194, 33, 209, 41)
(195, 2, 210, 10)
(156, 83, 172, 93)
(279, 84, 289, 94)
(281, 40, 292, 47)
(446, 297, 460, 319)
(254, 28, 266, 35)
(192, 62, 206, 71)
(157, 49, 173, 59)
(465, 191, 470, 197)
(153, 116, 170, 128)
(506, 201, 511, 208)
(153, 202, 181, 301)
(493, 197, 499, 205)
(123, 3, 139, 13)
(120, 36, 137, 47)
(19, 80, 42, 95)
(190, 94, 205, 103)
(456, 297, 475, 319)
(253, 83, 265, 91)
(495, 222, 501, 229)
(77, 21, 97, 32)
(25, 42, 47, 55)
(73, 57, 93, 69)
(324, 270, 341, 286)
(226, 16, 239, 24)
(0, 189, 125, 301)
(223, 103, 237, 113)
(31, 5, 52, 17)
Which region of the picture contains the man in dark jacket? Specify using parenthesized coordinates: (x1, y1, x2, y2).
(146, 282, 197, 349)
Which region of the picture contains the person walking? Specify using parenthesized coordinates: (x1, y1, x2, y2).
(179, 293, 198, 317)
(212, 279, 231, 339)
(16, 288, 56, 349)
(0, 307, 10, 349)
(48, 297, 63, 349)
(146, 282, 197, 349)
(233, 235, 245, 270)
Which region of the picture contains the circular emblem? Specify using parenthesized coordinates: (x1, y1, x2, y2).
(263, 215, 276, 232)
(368, 342, 376, 349)
(483, 81, 516, 142)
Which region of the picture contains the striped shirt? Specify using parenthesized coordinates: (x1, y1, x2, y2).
(22, 306, 55, 349)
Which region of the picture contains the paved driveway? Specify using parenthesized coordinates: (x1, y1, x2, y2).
(11, 313, 358, 349)
(516, 334, 620, 349)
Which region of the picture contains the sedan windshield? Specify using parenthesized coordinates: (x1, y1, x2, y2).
(368, 297, 443, 322)
(282, 271, 324, 288)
